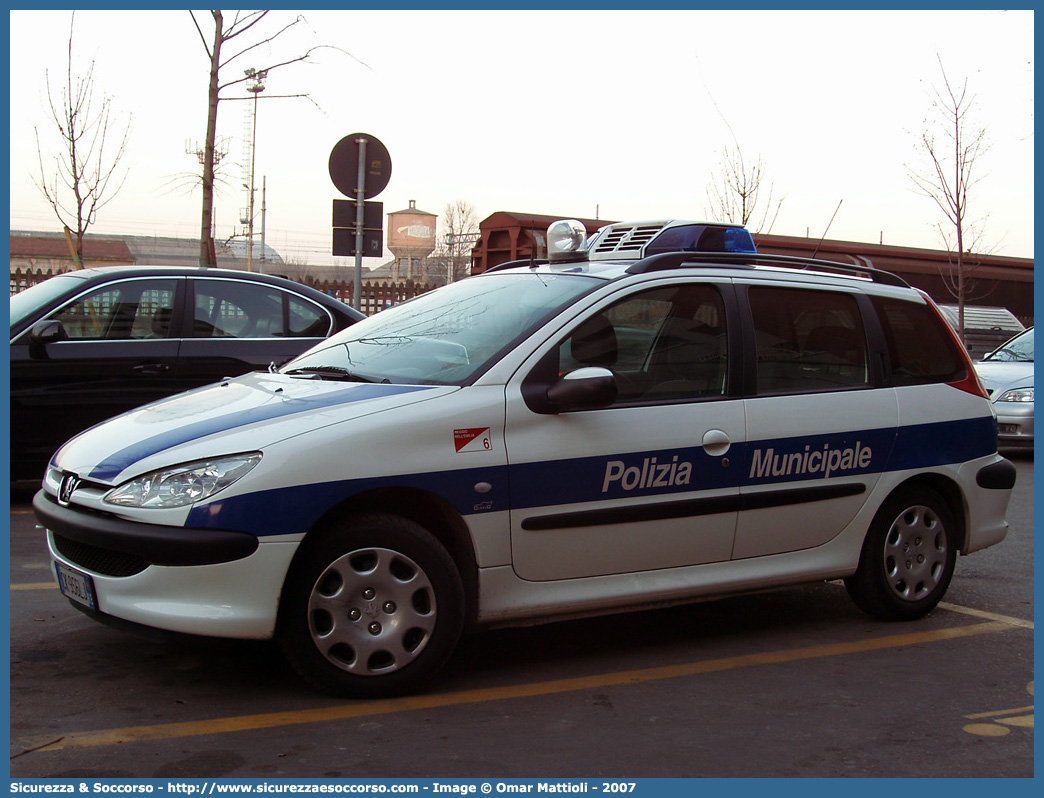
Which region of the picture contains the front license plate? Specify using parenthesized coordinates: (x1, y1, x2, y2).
(55, 562, 97, 612)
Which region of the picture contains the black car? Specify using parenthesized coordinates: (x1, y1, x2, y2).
(10, 266, 364, 481)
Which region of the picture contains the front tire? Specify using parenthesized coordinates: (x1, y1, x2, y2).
(845, 487, 957, 621)
(277, 513, 465, 698)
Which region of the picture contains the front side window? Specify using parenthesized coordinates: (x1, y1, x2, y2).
(52, 279, 178, 341)
(750, 286, 869, 394)
(557, 283, 728, 404)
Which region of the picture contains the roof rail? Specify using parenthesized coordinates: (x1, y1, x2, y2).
(626, 251, 910, 287)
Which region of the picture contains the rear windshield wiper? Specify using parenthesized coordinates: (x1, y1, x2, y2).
(284, 366, 386, 383)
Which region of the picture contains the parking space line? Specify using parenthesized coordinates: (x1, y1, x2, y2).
(14, 618, 1016, 754)
(11, 582, 56, 591)
(938, 601, 1034, 629)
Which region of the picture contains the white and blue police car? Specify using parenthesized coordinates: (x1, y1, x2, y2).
(35, 218, 1017, 697)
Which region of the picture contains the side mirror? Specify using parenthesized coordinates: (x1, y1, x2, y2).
(28, 319, 67, 358)
(544, 367, 618, 413)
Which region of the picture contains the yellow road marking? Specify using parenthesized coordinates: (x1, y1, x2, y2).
(963, 712, 1035, 736)
(964, 704, 1035, 720)
(15, 619, 1012, 753)
(11, 582, 56, 591)
(963, 723, 1011, 737)
(996, 714, 1034, 728)
(962, 680, 1034, 737)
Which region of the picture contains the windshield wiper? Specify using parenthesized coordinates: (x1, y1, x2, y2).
(284, 366, 386, 383)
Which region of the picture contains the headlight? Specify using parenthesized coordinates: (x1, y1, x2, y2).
(105, 453, 262, 509)
(996, 388, 1033, 404)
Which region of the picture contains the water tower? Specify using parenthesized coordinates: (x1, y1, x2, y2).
(387, 200, 437, 280)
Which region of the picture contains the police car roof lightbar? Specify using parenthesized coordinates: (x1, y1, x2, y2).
(585, 221, 757, 261)
(546, 219, 759, 265)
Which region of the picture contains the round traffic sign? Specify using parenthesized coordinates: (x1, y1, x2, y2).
(328, 133, 392, 199)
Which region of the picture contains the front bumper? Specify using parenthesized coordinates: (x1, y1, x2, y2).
(34, 490, 259, 568)
(994, 402, 1034, 447)
(36, 490, 299, 639)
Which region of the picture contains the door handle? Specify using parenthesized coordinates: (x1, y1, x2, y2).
(132, 362, 171, 375)
(702, 429, 731, 457)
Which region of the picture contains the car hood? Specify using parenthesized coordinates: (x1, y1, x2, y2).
(974, 360, 1034, 396)
(53, 372, 453, 484)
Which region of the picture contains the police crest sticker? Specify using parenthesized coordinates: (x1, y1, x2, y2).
(454, 427, 491, 453)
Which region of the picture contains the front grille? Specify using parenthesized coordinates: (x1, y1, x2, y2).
(53, 534, 149, 578)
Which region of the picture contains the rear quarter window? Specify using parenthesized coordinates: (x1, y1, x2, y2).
(870, 295, 967, 385)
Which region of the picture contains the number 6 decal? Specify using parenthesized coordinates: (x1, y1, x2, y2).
(454, 427, 493, 454)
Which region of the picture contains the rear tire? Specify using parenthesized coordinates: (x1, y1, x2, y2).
(845, 487, 957, 621)
(277, 513, 465, 698)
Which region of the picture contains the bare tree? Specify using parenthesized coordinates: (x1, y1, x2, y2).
(908, 55, 991, 341)
(705, 145, 783, 234)
(32, 11, 131, 266)
(190, 10, 317, 266)
(433, 200, 480, 282)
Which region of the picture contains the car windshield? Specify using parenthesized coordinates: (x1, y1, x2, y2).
(282, 272, 601, 385)
(983, 328, 1033, 362)
(9, 272, 94, 329)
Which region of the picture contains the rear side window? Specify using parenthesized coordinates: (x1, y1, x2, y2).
(870, 296, 967, 385)
(749, 286, 869, 394)
(192, 279, 331, 339)
(193, 279, 283, 338)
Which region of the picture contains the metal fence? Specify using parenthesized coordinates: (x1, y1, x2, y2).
(301, 277, 438, 315)
(9, 266, 60, 296)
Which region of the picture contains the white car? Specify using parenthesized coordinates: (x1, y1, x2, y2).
(35, 218, 1016, 697)
(974, 327, 1034, 448)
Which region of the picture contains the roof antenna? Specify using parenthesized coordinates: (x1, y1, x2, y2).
(812, 199, 842, 258)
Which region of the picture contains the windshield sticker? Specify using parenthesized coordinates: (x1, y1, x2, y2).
(454, 427, 492, 453)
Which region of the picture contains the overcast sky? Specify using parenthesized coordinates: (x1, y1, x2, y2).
(7, 8, 1035, 267)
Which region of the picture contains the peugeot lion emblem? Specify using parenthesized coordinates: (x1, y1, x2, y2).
(58, 474, 80, 507)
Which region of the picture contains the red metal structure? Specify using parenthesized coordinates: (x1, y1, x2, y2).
(470, 212, 606, 274)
